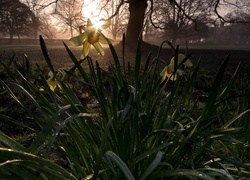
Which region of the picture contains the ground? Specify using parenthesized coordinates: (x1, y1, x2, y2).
(0, 40, 249, 148)
(1, 40, 249, 73)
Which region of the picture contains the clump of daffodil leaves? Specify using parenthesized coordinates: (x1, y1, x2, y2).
(70, 18, 112, 59)
(160, 53, 193, 82)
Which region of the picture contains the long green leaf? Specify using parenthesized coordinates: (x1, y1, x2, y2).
(0, 80, 23, 107)
(200, 55, 230, 119)
(222, 109, 250, 128)
(93, 118, 113, 179)
(140, 151, 164, 180)
(105, 151, 135, 180)
(0, 148, 77, 179)
(0, 114, 35, 132)
(39, 35, 56, 79)
(204, 166, 234, 179)
(152, 169, 214, 180)
(198, 146, 250, 171)
(45, 113, 95, 156)
(28, 104, 72, 154)
(0, 132, 26, 151)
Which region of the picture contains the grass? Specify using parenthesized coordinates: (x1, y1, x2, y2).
(0, 42, 111, 69)
(1, 40, 250, 71)
(0, 36, 249, 179)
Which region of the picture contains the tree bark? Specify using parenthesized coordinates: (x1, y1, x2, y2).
(126, 0, 147, 49)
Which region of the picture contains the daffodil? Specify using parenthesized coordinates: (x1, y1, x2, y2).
(160, 54, 193, 82)
(47, 71, 61, 91)
(70, 19, 112, 59)
(81, 92, 89, 99)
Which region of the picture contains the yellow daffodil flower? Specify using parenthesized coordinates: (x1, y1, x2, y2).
(47, 71, 61, 91)
(160, 54, 193, 82)
(81, 92, 89, 99)
(70, 19, 112, 59)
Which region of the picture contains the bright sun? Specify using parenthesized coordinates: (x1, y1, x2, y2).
(82, 0, 110, 32)
(83, 0, 102, 24)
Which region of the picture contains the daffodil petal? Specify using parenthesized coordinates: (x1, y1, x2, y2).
(87, 18, 93, 27)
(170, 75, 177, 81)
(176, 69, 184, 76)
(100, 19, 111, 30)
(92, 42, 104, 56)
(184, 59, 193, 67)
(70, 33, 87, 46)
(168, 64, 183, 76)
(99, 35, 108, 44)
(160, 66, 168, 77)
(99, 35, 113, 44)
(47, 78, 57, 91)
(168, 69, 183, 81)
(161, 71, 168, 82)
(169, 57, 175, 66)
(85, 26, 96, 34)
(169, 53, 193, 67)
(167, 64, 175, 72)
(81, 41, 91, 59)
(48, 71, 54, 78)
(169, 54, 185, 65)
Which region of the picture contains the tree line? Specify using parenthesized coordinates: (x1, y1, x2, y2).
(0, 0, 249, 47)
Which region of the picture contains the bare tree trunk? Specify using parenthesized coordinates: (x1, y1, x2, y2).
(126, 0, 147, 49)
(70, 26, 73, 37)
(9, 33, 14, 44)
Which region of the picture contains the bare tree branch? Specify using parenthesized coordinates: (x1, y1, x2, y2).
(104, 0, 125, 20)
(32, 0, 58, 9)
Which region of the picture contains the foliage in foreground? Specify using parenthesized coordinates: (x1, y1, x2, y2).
(0, 35, 249, 179)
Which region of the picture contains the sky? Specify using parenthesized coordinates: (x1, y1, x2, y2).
(83, 0, 98, 18)
(18, 0, 247, 39)
(83, 0, 104, 23)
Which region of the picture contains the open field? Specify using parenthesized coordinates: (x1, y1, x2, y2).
(1, 40, 250, 73)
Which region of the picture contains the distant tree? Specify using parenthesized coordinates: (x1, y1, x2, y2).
(224, 11, 250, 23)
(143, 16, 159, 40)
(107, 0, 250, 48)
(213, 0, 250, 24)
(21, 0, 250, 47)
(0, 0, 38, 41)
(151, 0, 212, 44)
(24, 0, 55, 39)
(38, 16, 56, 39)
(53, 0, 84, 38)
(99, 0, 129, 40)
